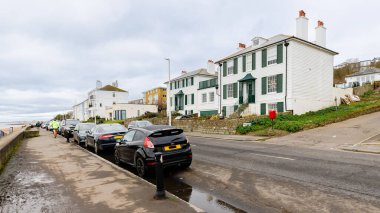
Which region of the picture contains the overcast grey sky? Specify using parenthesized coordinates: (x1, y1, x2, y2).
(0, 0, 379, 122)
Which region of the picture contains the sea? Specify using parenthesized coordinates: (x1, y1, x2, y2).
(0, 122, 25, 130)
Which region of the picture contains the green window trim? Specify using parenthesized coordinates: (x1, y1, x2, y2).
(223, 85, 227, 99)
(277, 74, 283, 93)
(252, 52, 256, 70)
(191, 94, 195, 104)
(233, 58, 238, 74)
(185, 95, 188, 105)
(277, 44, 283, 64)
(233, 83, 238, 98)
(262, 49, 267, 68)
(222, 106, 226, 117)
(260, 103, 266, 115)
(234, 105, 238, 112)
(223, 62, 227, 77)
(191, 77, 194, 86)
(242, 55, 246, 72)
(186, 78, 188, 87)
(277, 102, 284, 112)
(261, 77, 267, 95)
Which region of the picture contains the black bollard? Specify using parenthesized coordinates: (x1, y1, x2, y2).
(154, 152, 166, 200)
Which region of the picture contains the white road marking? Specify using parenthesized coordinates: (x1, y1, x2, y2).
(352, 132, 380, 147)
(250, 153, 295, 161)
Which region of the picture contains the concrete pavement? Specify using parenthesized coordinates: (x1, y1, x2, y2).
(0, 130, 200, 213)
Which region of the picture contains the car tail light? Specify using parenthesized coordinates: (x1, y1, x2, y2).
(99, 134, 113, 139)
(147, 162, 156, 166)
(188, 154, 192, 158)
(144, 137, 154, 149)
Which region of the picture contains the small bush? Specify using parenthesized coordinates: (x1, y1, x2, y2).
(274, 121, 303, 132)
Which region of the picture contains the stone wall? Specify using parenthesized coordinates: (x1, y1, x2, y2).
(0, 128, 26, 173)
(125, 116, 258, 134)
(353, 84, 374, 96)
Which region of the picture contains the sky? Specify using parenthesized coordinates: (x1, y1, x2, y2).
(0, 0, 379, 122)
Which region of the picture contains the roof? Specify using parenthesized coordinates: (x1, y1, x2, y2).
(346, 68, 380, 77)
(165, 68, 217, 83)
(175, 90, 184, 95)
(239, 73, 256, 82)
(143, 87, 166, 93)
(99, 85, 127, 92)
(215, 34, 338, 63)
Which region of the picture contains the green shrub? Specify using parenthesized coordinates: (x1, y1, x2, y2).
(274, 121, 303, 132)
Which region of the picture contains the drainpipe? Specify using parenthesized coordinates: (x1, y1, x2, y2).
(284, 41, 289, 112)
(218, 63, 222, 115)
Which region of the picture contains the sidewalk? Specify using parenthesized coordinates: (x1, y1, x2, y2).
(0, 130, 200, 213)
(185, 132, 266, 142)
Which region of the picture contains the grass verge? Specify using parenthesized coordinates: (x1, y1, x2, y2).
(237, 91, 380, 136)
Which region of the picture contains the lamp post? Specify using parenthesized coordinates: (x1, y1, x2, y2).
(218, 63, 222, 116)
(165, 58, 172, 126)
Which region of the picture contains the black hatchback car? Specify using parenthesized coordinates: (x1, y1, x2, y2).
(114, 125, 192, 177)
(85, 124, 127, 154)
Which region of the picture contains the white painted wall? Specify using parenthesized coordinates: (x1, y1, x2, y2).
(345, 73, 380, 87)
(106, 103, 158, 120)
(288, 40, 335, 114)
(87, 89, 129, 119)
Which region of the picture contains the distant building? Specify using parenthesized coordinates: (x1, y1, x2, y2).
(165, 60, 220, 117)
(128, 99, 144, 104)
(344, 68, 380, 87)
(105, 103, 158, 120)
(73, 81, 129, 121)
(142, 87, 167, 111)
(334, 57, 380, 72)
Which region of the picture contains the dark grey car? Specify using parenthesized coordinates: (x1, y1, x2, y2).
(85, 124, 127, 154)
(73, 123, 96, 145)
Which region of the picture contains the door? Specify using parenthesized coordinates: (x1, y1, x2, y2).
(87, 127, 97, 147)
(125, 130, 146, 163)
(118, 130, 135, 163)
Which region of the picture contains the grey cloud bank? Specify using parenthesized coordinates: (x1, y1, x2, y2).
(0, 0, 379, 121)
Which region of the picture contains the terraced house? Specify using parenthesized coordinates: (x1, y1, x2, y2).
(166, 61, 219, 116)
(215, 10, 338, 117)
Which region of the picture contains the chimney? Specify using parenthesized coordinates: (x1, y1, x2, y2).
(207, 59, 216, 73)
(315, 20, 326, 47)
(238, 43, 246, 49)
(181, 70, 187, 74)
(296, 10, 308, 41)
(96, 80, 102, 89)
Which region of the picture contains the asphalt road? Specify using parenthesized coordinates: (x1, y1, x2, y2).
(179, 136, 380, 213)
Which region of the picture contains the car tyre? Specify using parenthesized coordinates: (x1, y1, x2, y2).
(94, 142, 100, 154)
(114, 150, 121, 165)
(85, 140, 89, 150)
(180, 162, 191, 169)
(135, 156, 147, 177)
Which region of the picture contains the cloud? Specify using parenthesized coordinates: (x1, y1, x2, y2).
(0, 0, 379, 121)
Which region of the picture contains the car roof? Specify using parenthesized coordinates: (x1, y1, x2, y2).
(133, 125, 178, 133)
(97, 123, 123, 126)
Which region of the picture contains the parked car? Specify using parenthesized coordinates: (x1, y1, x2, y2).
(47, 121, 53, 131)
(73, 123, 96, 145)
(61, 119, 80, 142)
(85, 123, 127, 154)
(127, 120, 153, 130)
(114, 125, 192, 177)
(58, 120, 65, 135)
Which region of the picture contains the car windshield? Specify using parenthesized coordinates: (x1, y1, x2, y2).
(136, 121, 153, 127)
(79, 124, 95, 131)
(67, 120, 79, 125)
(98, 125, 126, 133)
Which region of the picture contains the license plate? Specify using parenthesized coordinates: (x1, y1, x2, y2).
(114, 135, 123, 139)
(164, 144, 181, 151)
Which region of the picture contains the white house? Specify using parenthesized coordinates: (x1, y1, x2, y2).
(215, 10, 338, 116)
(73, 81, 129, 121)
(166, 60, 220, 116)
(344, 68, 380, 87)
(105, 103, 158, 120)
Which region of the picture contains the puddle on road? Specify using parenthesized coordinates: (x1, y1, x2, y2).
(98, 150, 247, 213)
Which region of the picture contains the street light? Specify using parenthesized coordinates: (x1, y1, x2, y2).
(165, 58, 172, 126)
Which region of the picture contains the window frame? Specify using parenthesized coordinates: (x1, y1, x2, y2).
(267, 46, 277, 66)
(209, 92, 215, 102)
(267, 75, 277, 93)
(202, 93, 207, 103)
(227, 84, 234, 98)
(268, 103, 277, 111)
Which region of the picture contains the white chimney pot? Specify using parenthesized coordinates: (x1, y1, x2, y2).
(315, 20, 326, 47)
(296, 10, 309, 41)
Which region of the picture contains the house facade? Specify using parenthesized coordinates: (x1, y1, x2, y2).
(166, 61, 219, 116)
(142, 87, 167, 111)
(216, 10, 338, 116)
(344, 68, 380, 87)
(105, 103, 158, 120)
(73, 81, 129, 121)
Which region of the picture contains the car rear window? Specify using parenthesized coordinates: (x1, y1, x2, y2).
(67, 120, 79, 125)
(79, 124, 95, 131)
(98, 125, 126, 133)
(136, 121, 153, 127)
(150, 129, 183, 137)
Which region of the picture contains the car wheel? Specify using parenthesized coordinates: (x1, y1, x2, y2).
(180, 162, 191, 169)
(94, 142, 100, 154)
(114, 150, 121, 165)
(85, 140, 89, 150)
(135, 156, 147, 177)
